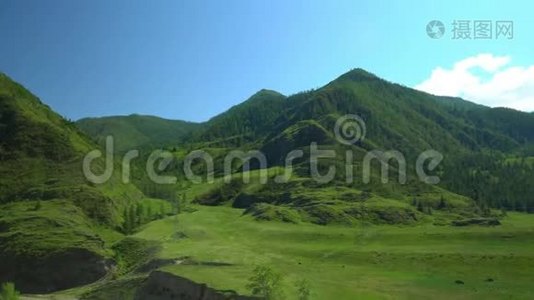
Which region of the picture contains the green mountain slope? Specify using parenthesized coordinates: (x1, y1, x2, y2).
(197, 69, 534, 154)
(77, 114, 199, 152)
(72, 68, 534, 214)
(190, 89, 287, 146)
(76, 68, 534, 218)
(0, 73, 144, 293)
(283, 69, 532, 154)
(76, 89, 286, 152)
(177, 69, 534, 216)
(3, 68, 533, 296)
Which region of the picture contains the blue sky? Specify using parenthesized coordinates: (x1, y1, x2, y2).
(1, 0, 532, 121)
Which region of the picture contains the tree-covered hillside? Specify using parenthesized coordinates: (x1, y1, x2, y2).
(77, 69, 534, 215)
(77, 114, 200, 152)
(2, 68, 534, 296)
(0, 73, 145, 293)
(170, 69, 534, 213)
(189, 89, 288, 147)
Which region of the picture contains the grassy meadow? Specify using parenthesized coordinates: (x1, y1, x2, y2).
(127, 205, 534, 299)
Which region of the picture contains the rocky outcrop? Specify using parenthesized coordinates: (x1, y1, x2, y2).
(0, 247, 112, 293)
(451, 218, 501, 226)
(134, 270, 260, 300)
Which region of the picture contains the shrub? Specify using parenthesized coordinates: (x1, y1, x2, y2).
(295, 279, 311, 300)
(0, 282, 20, 300)
(246, 265, 284, 300)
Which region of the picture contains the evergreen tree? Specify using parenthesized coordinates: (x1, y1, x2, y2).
(33, 200, 42, 211)
(129, 205, 137, 228)
(159, 203, 165, 218)
(0, 282, 19, 300)
(437, 196, 447, 210)
(122, 209, 131, 234)
(136, 204, 144, 225)
(417, 201, 424, 213)
(146, 205, 153, 221)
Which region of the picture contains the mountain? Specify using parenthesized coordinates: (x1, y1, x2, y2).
(76, 68, 534, 219)
(76, 89, 286, 152)
(204, 69, 534, 156)
(0, 73, 144, 293)
(3, 68, 534, 295)
(77, 114, 199, 152)
(165, 69, 534, 218)
(189, 89, 287, 147)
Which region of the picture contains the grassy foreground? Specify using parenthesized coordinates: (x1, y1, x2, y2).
(131, 205, 534, 299)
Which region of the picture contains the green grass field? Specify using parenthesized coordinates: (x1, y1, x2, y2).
(130, 205, 534, 299)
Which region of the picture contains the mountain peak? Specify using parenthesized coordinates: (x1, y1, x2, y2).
(241, 89, 285, 105)
(336, 68, 379, 82)
(251, 89, 285, 98)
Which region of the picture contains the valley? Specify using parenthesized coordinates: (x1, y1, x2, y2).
(41, 204, 534, 299)
(1, 69, 534, 299)
(2, 2, 533, 299)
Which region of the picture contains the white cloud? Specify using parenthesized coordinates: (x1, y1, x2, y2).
(415, 54, 534, 112)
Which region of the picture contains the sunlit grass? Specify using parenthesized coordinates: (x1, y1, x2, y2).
(133, 205, 534, 299)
